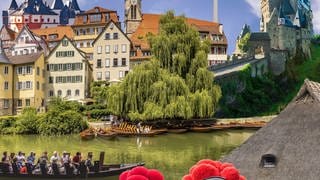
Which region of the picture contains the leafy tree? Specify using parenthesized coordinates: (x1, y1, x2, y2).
(106, 11, 221, 121)
(238, 33, 251, 53)
(91, 81, 109, 104)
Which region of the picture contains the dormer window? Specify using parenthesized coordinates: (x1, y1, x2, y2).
(260, 154, 277, 168)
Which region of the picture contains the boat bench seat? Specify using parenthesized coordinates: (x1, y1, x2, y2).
(0, 162, 10, 174)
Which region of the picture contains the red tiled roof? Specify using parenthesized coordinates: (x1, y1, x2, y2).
(31, 26, 74, 42)
(130, 13, 228, 59)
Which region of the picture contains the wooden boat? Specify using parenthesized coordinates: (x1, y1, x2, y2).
(0, 152, 144, 179)
(111, 128, 157, 137)
(167, 128, 188, 134)
(0, 162, 144, 179)
(152, 128, 168, 135)
(190, 126, 213, 133)
(80, 129, 95, 140)
(96, 131, 117, 140)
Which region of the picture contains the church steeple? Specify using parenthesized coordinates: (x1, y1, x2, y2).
(125, 0, 142, 35)
(71, 0, 81, 11)
(9, 0, 18, 10)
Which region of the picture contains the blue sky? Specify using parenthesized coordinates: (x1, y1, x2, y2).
(2, 0, 320, 54)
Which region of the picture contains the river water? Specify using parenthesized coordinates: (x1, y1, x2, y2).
(0, 130, 255, 179)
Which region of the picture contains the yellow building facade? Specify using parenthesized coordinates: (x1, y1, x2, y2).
(0, 51, 14, 116)
(9, 53, 46, 114)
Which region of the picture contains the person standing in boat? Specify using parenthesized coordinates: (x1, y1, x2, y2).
(1, 151, 10, 163)
(85, 153, 94, 172)
(72, 152, 82, 173)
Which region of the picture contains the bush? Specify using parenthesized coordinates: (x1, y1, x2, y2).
(15, 108, 39, 134)
(0, 116, 17, 134)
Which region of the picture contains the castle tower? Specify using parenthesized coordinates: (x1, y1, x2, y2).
(9, 0, 18, 10)
(125, 0, 142, 35)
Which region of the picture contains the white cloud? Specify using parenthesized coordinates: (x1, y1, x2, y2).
(244, 0, 260, 17)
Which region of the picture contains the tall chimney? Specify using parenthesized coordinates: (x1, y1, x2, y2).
(213, 0, 219, 22)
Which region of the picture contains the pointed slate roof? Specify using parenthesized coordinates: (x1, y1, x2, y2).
(52, 0, 64, 10)
(238, 24, 251, 39)
(70, 0, 81, 11)
(24, 0, 57, 15)
(281, 0, 295, 15)
(9, 0, 18, 10)
(222, 79, 320, 180)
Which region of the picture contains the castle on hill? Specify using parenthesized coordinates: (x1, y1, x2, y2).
(260, 0, 313, 57)
(2, 0, 81, 32)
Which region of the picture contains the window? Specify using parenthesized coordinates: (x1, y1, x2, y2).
(3, 99, 9, 109)
(37, 67, 40, 75)
(114, 45, 118, 53)
(26, 66, 32, 74)
(62, 39, 68, 46)
(113, 58, 118, 67)
(49, 90, 54, 97)
(25, 99, 30, 107)
(90, 14, 102, 23)
(67, 90, 71, 96)
(97, 72, 102, 80)
(83, 15, 87, 24)
(49, 34, 58, 40)
(17, 100, 22, 107)
(105, 59, 110, 67)
(97, 46, 102, 54)
(105, 13, 110, 21)
(119, 71, 124, 79)
(75, 90, 80, 96)
(4, 82, 9, 90)
(36, 81, 39, 90)
(122, 58, 127, 66)
(260, 154, 277, 168)
(87, 42, 91, 47)
(26, 81, 32, 89)
(17, 82, 22, 90)
(4, 66, 9, 74)
(49, 77, 53, 84)
(97, 59, 102, 68)
(57, 90, 62, 97)
(105, 33, 110, 40)
(105, 45, 110, 54)
(113, 33, 118, 39)
(121, 44, 127, 53)
(56, 51, 74, 57)
(105, 71, 110, 80)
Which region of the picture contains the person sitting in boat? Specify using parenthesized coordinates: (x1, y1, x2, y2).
(26, 152, 36, 170)
(16, 151, 25, 169)
(72, 152, 82, 173)
(50, 151, 61, 166)
(36, 151, 49, 170)
(1, 151, 10, 163)
(62, 151, 71, 164)
(85, 153, 94, 172)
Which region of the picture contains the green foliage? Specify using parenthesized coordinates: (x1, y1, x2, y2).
(238, 33, 251, 53)
(15, 107, 39, 134)
(106, 11, 221, 121)
(0, 116, 17, 134)
(38, 98, 88, 135)
(91, 81, 109, 104)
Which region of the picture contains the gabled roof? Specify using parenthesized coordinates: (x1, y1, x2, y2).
(222, 79, 320, 180)
(0, 25, 17, 40)
(7, 52, 43, 65)
(52, 0, 64, 10)
(9, 0, 18, 10)
(47, 35, 86, 60)
(93, 20, 131, 45)
(24, 0, 57, 15)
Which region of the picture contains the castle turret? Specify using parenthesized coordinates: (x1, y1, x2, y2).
(52, 0, 64, 10)
(9, 0, 18, 10)
(71, 0, 81, 11)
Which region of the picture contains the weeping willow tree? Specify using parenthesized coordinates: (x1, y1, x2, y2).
(106, 11, 221, 121)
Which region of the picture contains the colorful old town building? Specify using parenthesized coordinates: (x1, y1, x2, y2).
(92, 20, 130, 82)
(46, 36, 92, 103)
(2, 0, 81, 33)
(72, 6, 119, 61)
(124, 0, 228, 67)
(0, 25, 17, 52)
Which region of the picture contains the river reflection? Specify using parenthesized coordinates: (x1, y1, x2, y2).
(0, 129, 255, 179)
